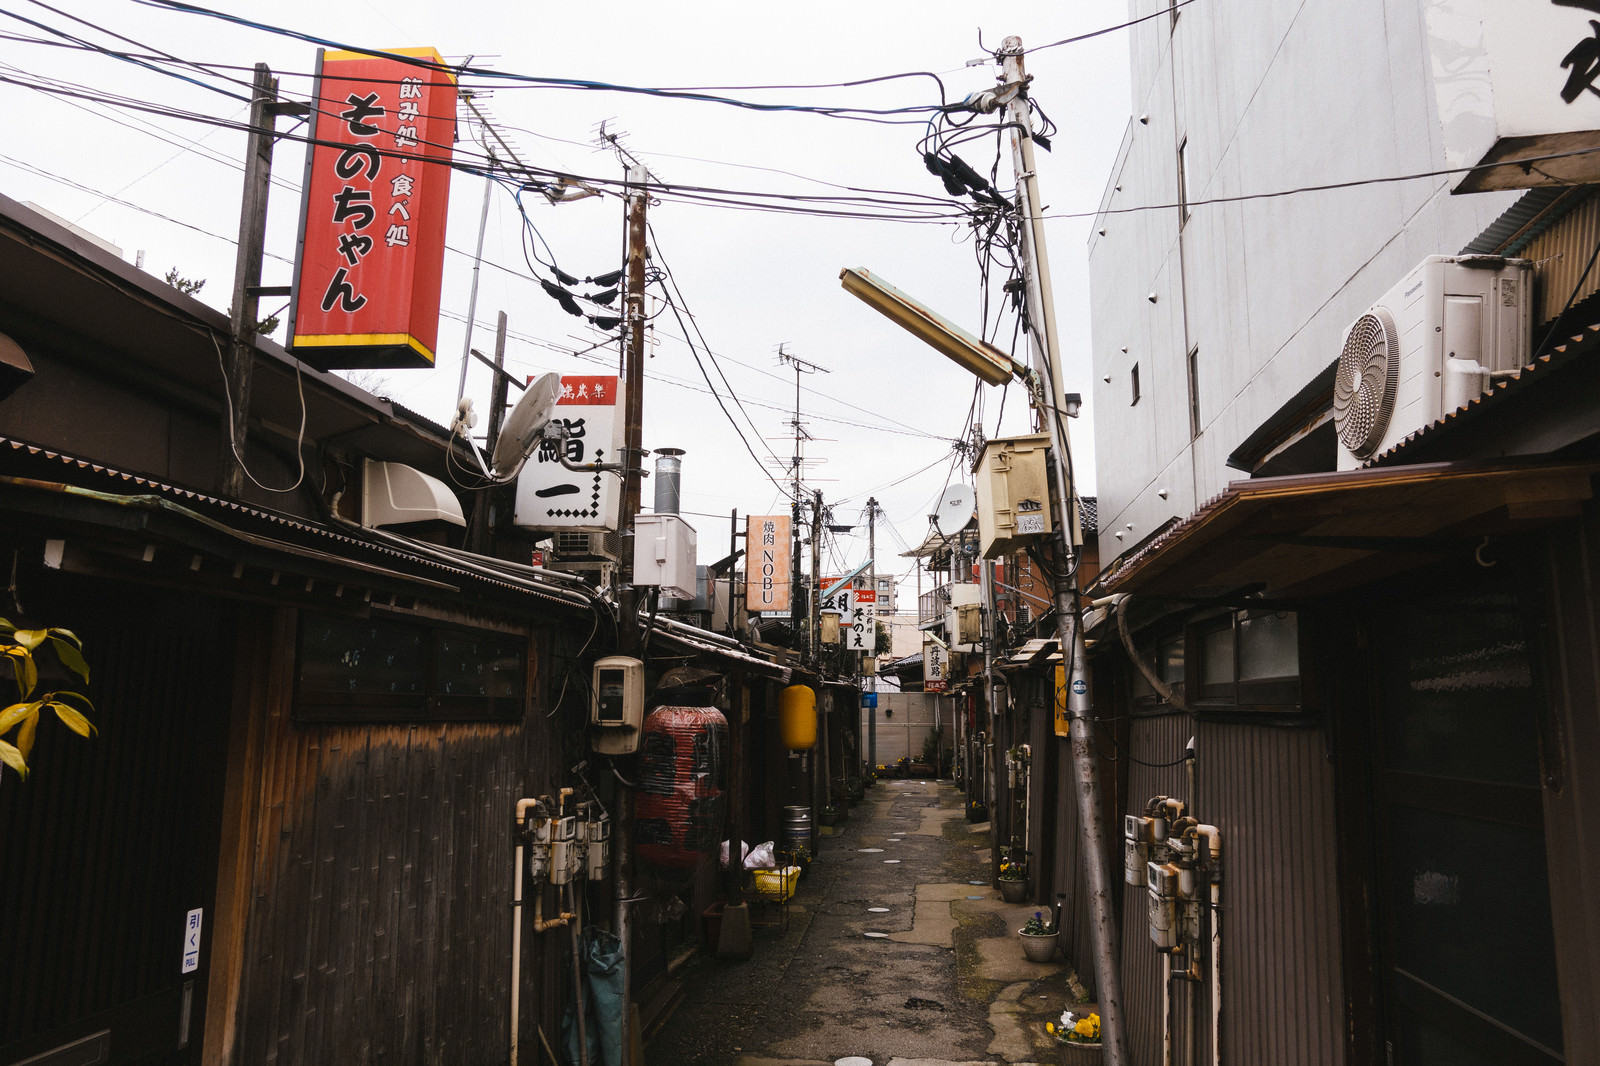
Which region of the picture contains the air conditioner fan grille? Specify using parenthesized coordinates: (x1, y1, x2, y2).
(1333, 308, 1400, 459)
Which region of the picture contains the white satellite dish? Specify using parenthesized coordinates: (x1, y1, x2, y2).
(932, 483, 976, 534)
(491, 372, 562, 480)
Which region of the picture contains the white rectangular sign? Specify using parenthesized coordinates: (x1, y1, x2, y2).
(513, 375, 624, 531)
(924, 641, 948, 693)
(746, 515, 791, 613)
(846, 588, 877, 651)
(182, 908, 203, 973)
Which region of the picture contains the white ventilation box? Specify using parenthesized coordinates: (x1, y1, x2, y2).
(633, 513, 697, 600)
(1333, 255, 1531, 469)
(361, 459, 465, 527)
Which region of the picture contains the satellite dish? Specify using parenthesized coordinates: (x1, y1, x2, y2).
(932, 483, 976, 534)
(491, 372, 562, 479)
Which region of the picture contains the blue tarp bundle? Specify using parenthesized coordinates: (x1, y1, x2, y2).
(562, 925, 625, 1066)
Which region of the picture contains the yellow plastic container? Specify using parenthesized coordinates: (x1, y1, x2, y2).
(752, 865, 800, 901)
(779, 684, 817, 750)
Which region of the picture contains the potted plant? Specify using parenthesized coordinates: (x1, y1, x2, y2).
(966, 797, 989, 823)
(1018, 909, 1057, 962)
(998, 858, 1028, 902)
(1047, 1009, 1102, 1057)
(819, 804, 840, 828)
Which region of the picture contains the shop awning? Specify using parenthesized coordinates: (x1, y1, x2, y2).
(1098, 458, 1600, 600)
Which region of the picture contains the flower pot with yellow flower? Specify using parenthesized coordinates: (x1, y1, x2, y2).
(998, 858, 1029, 902)
(1046, 1009, 1102, 1061)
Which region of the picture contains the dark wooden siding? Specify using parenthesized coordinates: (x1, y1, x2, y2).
(1538, 514, 1600, 1066)
(0, 570, 233, 1064)
(232, 616, 567, 1066)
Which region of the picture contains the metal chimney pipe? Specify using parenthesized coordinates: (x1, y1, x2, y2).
(654, 448, 684, 515)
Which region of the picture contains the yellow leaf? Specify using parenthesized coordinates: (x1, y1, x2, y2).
(15, 705, 40, 758)
(50, 700, 95, 738)
(0, 700, 31, 735)
(0, 738, 27, 777)
(15, 628, 45, 651)
(48, 633, 90, 683)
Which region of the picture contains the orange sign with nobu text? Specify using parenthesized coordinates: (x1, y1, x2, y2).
(290, 47, 456, 370)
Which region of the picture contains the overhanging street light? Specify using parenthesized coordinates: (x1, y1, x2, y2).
(839, 267, 1026, 387)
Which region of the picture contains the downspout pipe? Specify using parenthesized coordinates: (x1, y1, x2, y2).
(1110, 594, 1188, 712)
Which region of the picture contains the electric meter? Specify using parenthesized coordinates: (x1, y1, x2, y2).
(591, 655, 645, 754)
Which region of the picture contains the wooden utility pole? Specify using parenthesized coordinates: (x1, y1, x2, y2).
(219, 64, 279, 498)
(865, 497, 879, 775)
(612, 162, 651, 1066)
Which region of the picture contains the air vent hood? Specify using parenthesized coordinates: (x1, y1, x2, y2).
(361, 459, 465, 528)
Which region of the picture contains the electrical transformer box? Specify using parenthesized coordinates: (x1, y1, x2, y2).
(975, 433, 1053, 559)
(633, 513, 698, 599)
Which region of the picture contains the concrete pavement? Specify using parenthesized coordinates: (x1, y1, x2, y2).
(644, 778, 1099, 1066)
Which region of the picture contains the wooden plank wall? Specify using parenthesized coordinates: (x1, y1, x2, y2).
(1539, 515, 1600, 1066)
(232, 618, 566, 1066)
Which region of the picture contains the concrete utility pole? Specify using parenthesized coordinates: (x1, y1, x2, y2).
(998, 36, 1129, 1064)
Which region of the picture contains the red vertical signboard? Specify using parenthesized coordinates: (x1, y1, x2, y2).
(290, 48, 457, 370)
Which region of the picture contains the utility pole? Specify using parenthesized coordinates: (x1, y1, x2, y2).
(219, 64, 281, 498)
(612, 162, 651, 1066)
(810, 490, 823, 666)
(865, 497, 879, 777)
(997, 37, 1128, 1064)
(779, 348, 827, 659)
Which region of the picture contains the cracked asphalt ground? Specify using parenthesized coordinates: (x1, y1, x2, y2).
(644, 779, 1097, 1066)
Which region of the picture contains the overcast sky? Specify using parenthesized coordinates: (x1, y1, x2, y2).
(0, 0, 1133, 595)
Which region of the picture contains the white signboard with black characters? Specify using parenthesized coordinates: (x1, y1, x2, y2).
(513, 375, 624, 532)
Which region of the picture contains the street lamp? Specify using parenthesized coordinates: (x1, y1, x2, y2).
(839, 268, 1026, 387)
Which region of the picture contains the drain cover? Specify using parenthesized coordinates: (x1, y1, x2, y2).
(868, 907, 890, 913)
(837, 1057, 874, 1066)
(858, 848, 884, 853)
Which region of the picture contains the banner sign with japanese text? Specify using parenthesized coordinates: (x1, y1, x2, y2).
(1427, 2, 1600, 191)
(924, 641, 948, 693)
(513, 376, 624, 531)
(290, 47, 456, 369)
(746, 515, 791, 614)
(845, 588, 877, 651)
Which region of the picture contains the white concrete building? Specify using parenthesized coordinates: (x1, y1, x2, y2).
(1089, 0, 1522, 549)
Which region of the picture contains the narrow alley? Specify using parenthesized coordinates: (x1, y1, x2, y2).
(645, 779, 1095, 1066)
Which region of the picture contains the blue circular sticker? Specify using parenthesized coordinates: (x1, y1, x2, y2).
(1071, 679, 1087, 695)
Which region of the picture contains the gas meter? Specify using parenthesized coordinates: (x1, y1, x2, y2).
(549, 815, 579, 885)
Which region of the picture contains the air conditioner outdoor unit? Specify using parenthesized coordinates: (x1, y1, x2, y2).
(554, 530, 622, 562)
(1333, 255, 1531, 470)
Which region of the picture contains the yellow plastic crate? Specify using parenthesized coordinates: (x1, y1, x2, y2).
(751, 865, 799, 901)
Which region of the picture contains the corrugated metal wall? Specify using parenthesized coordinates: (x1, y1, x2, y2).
(1200, 721, 1343, 1066)
(1117, 710, 1192, 1066)
(1523, 193, 1600, 327)
(1108, 711, 1343, 1066)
